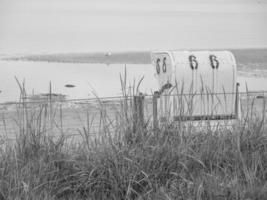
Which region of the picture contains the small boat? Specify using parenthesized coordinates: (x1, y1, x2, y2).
(65, 84, 75, 88)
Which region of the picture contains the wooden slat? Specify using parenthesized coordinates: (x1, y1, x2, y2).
(160, 114, 237, 122)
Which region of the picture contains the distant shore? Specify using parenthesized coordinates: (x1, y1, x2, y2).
(2, 48, 267, 67)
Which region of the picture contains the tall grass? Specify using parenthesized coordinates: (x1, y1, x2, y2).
(0, 77, 267, 200)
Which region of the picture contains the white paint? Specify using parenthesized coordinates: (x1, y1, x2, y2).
(151, 51, 238, 119)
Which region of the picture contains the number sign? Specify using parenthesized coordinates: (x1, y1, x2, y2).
(189, 55, 198, 70)
(188, 55, 219, 70)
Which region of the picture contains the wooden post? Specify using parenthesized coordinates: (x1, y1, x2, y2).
(60, 104, 63, 131)
(138, 94, 145, 127)
(235, 82, 240, 119)
(133, 93, 145, 131)
(133, 95, 138, 131)
(49, 81, 53, 133)
(153, 91, 159, 129)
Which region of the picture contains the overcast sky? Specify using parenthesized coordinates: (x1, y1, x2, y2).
(1, 0, 267, 54)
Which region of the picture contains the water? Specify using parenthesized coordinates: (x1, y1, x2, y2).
(0, 59, 267, 103)
(0, 60, 158, 102)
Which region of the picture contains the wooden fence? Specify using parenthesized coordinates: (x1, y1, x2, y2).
(0, 90, 266, 140)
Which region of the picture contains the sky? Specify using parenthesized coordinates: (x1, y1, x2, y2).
(0, 0, 267, 54)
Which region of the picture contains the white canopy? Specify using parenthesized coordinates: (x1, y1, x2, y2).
(151, 50, 238, 120)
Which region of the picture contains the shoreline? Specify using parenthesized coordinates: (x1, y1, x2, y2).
(2, 48, 267, 65)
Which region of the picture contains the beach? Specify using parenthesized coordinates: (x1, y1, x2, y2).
(1, 0, 267, 199)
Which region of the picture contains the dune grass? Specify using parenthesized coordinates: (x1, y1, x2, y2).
(0, 79, 267, 200)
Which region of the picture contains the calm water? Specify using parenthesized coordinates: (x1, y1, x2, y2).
(0, 61, 158, 102)
(0, 0, 267, 102)
(0, 60, 267, 103)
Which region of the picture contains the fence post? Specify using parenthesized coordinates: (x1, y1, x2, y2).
(49, 81, 53, 133)
(139, 94, 145, 127)
(153, 91, 159, 129)
(133, 96, 137, 131)
(235, 82, 240, 119)
(133, 93, 145, 131)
